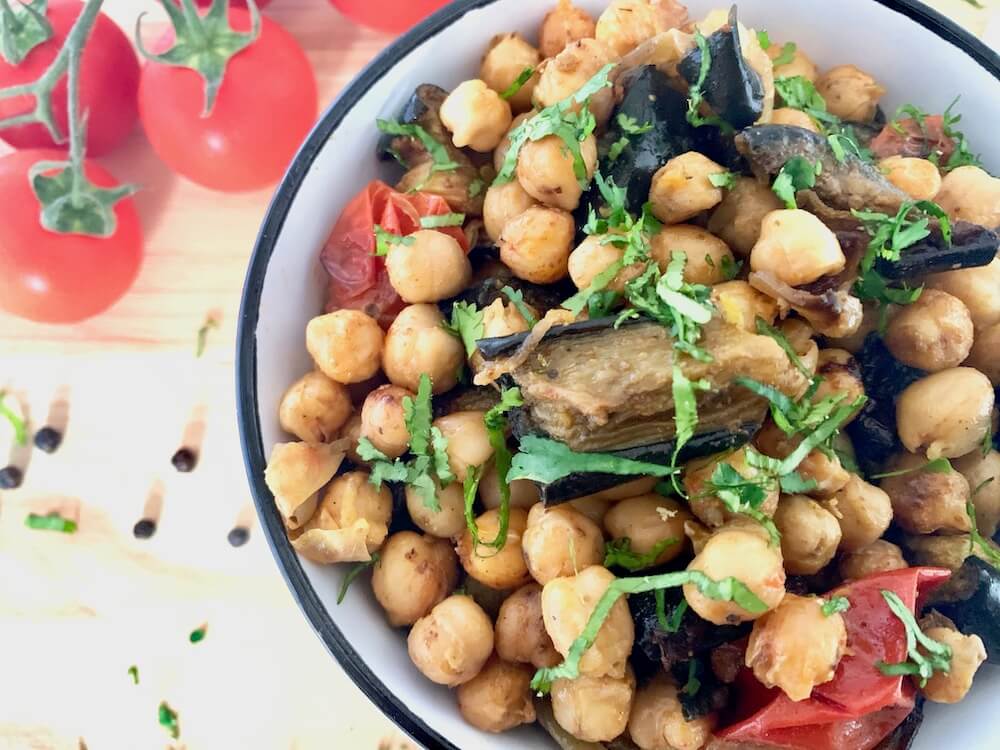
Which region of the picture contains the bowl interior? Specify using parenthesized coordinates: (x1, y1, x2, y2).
(239, 1, 1000, 747)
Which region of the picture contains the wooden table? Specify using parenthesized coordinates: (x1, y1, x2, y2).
(0, 1, 995, 749)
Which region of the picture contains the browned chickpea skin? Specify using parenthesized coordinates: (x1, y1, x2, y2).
(495, 582, 561, 668)
(878, 156, 942, 201)
(927, 257, 1000, 330)
(382, 304, 464, 394)
(278, 371, 352, 443)
(649, 152, 726, 225)
(751, 209, 846, 286)
(493, 110, 534, 173)
(539, 0, 597, 58)
(456, 656, 537, 732)
(433, 410, 493, 482)
(767, 42, 817, 81)
(879, 451, 971, 535)
(965, 321, 1000, 386)
(408, 594, 494, 686)
(711, 280, 779, 332)
(522, 503, 605, 584)
(373, 531, 459, 626)
(499, 205, 575, 283)
(568, 234, 645, 293)
(305, 310, 384, 384)
(839, 539, 907, 580)
(932, 165, 1000, 228)
(360, 384, 412, 459)
(770, 107, 819, 132)
(483, 179, 538, 243)
(532, 38, 614, 125)
(516, 133, 598, 211)
(884, 289, 974, 372)
(954, 449, 1000, 537)
(811, 348, 865, 424)
(594, 0, 688, 58)
(440, 80, 512, 152)
(754, 421, 850, 499)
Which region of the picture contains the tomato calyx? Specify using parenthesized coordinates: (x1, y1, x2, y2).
(135, 0, 261, 116)
(0, 0, 52, 65)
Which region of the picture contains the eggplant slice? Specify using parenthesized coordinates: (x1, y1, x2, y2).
(934, 557, 1000, 665)
(875, 220, 999, 280)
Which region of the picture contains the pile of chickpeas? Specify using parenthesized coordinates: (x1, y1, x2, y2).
(263, 0, 1000, 745)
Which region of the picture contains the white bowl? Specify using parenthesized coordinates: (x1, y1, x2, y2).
(237, 2, 1000, 747)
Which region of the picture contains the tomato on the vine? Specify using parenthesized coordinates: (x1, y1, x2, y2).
(0, 0, 139, 157)
(0, 150, 143, 323)
(138, 8, 317, 192)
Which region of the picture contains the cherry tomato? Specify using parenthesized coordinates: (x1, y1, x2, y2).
(0, 150, 143, 323)
(328, 0, 449, 34)
(870, 115, 954, 162)
(0, 0, 139, 156)
(320, 180, 469, 326)
(138, 9, 316, 192)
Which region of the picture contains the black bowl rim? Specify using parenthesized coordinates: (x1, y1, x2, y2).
(236, 1, 999, 747)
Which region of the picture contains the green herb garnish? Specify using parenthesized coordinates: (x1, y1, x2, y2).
(941, 97, 983, 171)
(337, 553, 381, 604)
(419, 212, 465, 229)
(876, 589, 952, 686)
(686, 30, 733, 132)
(377, 119, 459, 174)
(771, 42, 797, 67)
(683, 659, 701, 696)
(774, 76, 838, 126)
(670, 364, 712, 492)
(704, 459, 781, 544)
(755, 317, 812, 379)
(158, 701, 180, 740)
(822, 596, 850, 617)
(25, 512, 77, 533)
(771, 156, 821, 209)
(587, 290, 620, 319)
(374, 224, 413, 256)
(443, 301, 484, 357)
(658, 595, 687, 633)
(500, 286, 537, 327)
(604, 537, 677, 572)
(0, 392, 27, 445)
(719, 254, 742, 281)
(708, 171, 739, 190)
(499, 66, 535, 100)
(508, 435, 678, 485)
(967, 479, 1000, 569)
(756, 30, 771, 49)
(871, 457, 953, 479)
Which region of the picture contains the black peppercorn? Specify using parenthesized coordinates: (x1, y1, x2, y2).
(171, 447, 197, 472)
(133, 519, 157, 539)
(0, 466, 23, 489)
(33, 426, 63, 454)
(227, 527, 250, 547)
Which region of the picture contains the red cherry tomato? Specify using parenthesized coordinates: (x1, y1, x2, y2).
(870, 114, 954, 162)
(138, 9, 316, 192)
(321, 180, 469, 326)
(0, 150, 143, 323)
(328, 0, 449, 34)
(0, 0, 139, 156)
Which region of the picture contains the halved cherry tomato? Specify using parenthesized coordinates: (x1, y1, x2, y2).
(320, 180, 469, 326)
(870, 115, 954, 163)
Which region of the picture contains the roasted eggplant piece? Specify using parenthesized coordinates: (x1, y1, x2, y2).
(876, 221, 999, 279)
(933, 557, 1000, 664)
(452, 266, 570, 317)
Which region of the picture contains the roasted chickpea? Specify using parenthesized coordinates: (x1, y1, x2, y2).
(385, 229, 471, 304)
(779, 318, 819, 373)
(933, 165, 1000, 228)
(825, 301, 880, 354)
(650, 224, 736, 285)
(493, 110, 534, 173)
(814, 64, 885, 121)
(440, 79, 512, 152)
(751, 209, 846, 286)
(708, 176, 784, 256)
(649, 152, 726, 225)
(408, 594, 494, 686)
(479, 298, 533, 342)
(278, 371, 352, 443)
(824, 475, 892, 553)
(306, 310, 383, 384)
(955, 450, 1000, 537)
(406, 479, 466, 539)
(360, 384, 412, 459)
(480, 33, 540, 113)
(965, 322, 1000, 385)
(479, 461, 541, 510)
(459, 508, 531, 589)
(382, 304, 464, 394)
(542, 565, 635, 677)
(684, 522, 786, 625)
(839, 539, 907, 580)
(755, 422, 850, 499)
(523, 503, 605, 584)
(773, 495, 842, 575)
(604, 495, 690, 567)
(433, 410, 493, 482)
(567, 495, 612, 526)
(884, 289, 974, 372)
(921, 627, 987, 704)
(483, 179, 538, 242)
(373, 531, 459, 626)
(499, 205, 575, 283)
(812, 348, 865, 422)
(595, 0, 687, 58)
(928, 257, 1000, 330)
(539, 0, 597, 58)
(745, 594, 847, 701)
(629, 674, 714, 750)
(516, 133, 597, 211)
(457, 656, 536, 732)
(495, 583, 561, 668)
(770, 107, 819, 132)
(685, 448, 779, 528)
(533, 38, 614, 124)
(896, 368, 995, 459)
(879, 451, 971, 534)
(767, 43, 817, 81)
(905, 533, 973, 570)
(878, 156, 942, 201)
(568, 234, 644, 293)
(552, 669, 636, 743)
(340, 412, 367, 465)
(711, 280, 779, 332)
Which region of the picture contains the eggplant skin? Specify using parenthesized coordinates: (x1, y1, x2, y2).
(936, 557, 1000, 665)
(876, 221, 999, 280)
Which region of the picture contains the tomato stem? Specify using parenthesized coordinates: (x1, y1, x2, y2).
(0, 0, 52, 65)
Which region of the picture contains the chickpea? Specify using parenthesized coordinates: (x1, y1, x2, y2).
(568, 234, 644, 293)
(493, 110, 534, 173)
(495, 583, 561, 668)
(812, 348, 865, 422)
(359, 384, 412, 459)
(533, 38, 614, 124)
(650, 224, 736, 285)
(814, 64, 885, 121)
(896, 368, 994, 459)
(340, 412, 367, 465)
(839, 539, 907, 580)
(629, 674, 715, 750)
(745, 594, 847, 701)
(825, 301, 880, 354)
(824, 475, 892, 553)
(754, 422, 850, 499)
(265, 441, 343, 529)
(542, 565, 635, 678)
(877, 156, 942, 201)
(772, 495, 841, 575)
(770, 107, 819, 132)
(479, 298, 533, 342)
(458, 508, 532, 589)
(516, 133, 597, 211)
(928, 257, 1000, 330)
(567, 495, 612, 526)
(479, 461, 540, 510)
(483, 179, 538, 243)
(933, 165, 1000, 228)
(552, 669, 636, 743)
(750, 209, 846, 286)
(649, 152, 726, 225)
(604, 495, 690, 566)
(779, 318, 819, 373)
(539, 0, 597, 58)
(278, 371, 352, 443)
(408, 594, 494, 686)
(879, 451, 971, 534)
(406, 479, 466, 539)
(921, 627, 987, 704)
(595, 0, 686, 58)
(499, 205, 575, 283)
(440, 79, 512, 152)
(955, 450, 1000, 537)
(588, 476, 659, 501)
(480, 33, 540, 113)
(305, 310, 383, 385)
(767, 43, 817, 82)
(684, 522, 786, 625)
(523, 503, 605, 584)
(905, 532, 972, 570)
(708, 177, 784, 256)
(385, 229, 471, 304)
(382, 304, 464, 394)
(457, 656, 536, 732)
(433, 410, 493, 482)
(884, 289, 974, 372)
(965, 322, 1000, 385)
(685, 448, 778, 528)
(373, 531, 459, 626)
(711, 280, 779, 332)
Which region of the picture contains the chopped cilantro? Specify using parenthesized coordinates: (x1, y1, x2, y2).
(772, 42, 797, 67)
(158, 701, 180, 740)
(871, 457, 953, 479)
(774, 76, 838, 126)
(671, 364, 711, 491)
(195, 315, 219, 358)
(337, 553, 381, 604)
(617, 114, 653, 135)
(983, 422, 994, 457)
(25, 512, 77, 533)
(657, 594, 687, 633)
(683, 659, 701, 696)
(822, 596, 850, 617)
(468, 177, 485, 198)
(128, 665, 139, 685)
(968, 479, 1000, 568)
(443, 301, 484, 357)
(470, 387, 524, 552)
(587, 290, 620, 319)
(755, 317, 812, 378)
(708, 171, 739, 190)
(719, 254, 742, 281)
(374, 224, 412, 256)
(508, 435, 678, 485)
(941, 97, 983, 171)
(756, 30, 771, 49)
(419, 212, 465, 228)
(604, 537, 677, 571)
(704, 459, 781, 544)
(771, 156, 821, 209)
(377, 119, 459, 174)
(500, 286, 537, 327)
(735, 376, 849, 438)
(686, 30, 734, 132)
(189, 625, 207, 644)
(607, 135, 631, 162)
(562, 258, 625, 316)
(499, 66, 535, 100)
(876, 589, 952, 686)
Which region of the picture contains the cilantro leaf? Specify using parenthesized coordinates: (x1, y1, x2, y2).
(671, 364, 711, 480)
(0, 392, 27, 445)
(708, 171, 738, 190)
(771, 156, 820, 209)
(967, 482, 1000, 569)
(772, 42, 797, 67)
(562, 259, 625, 316)
(377, 119, 459, 174)
(472, 387, 524, 552)
(704, 460, 781, 544)
(756, 29, 771, 49)
(755, 317, 812, 378)
(419, 212, 465, 228)
(25, 512, 77, 533)
(607, 135, 631, 162)
(617, 113, 653, 135)
(500, 286, 537, 327)
(604, 537, 677, 572)
(508, 435, 677, 484)
(779, 471, 818, 494)
(337, 553, 380, 604)
(774, 76, 837, 125)
(871, 457, 953, 479)
(499, 66, 535, 100)
(876, 589, 952, 686)
(588, 290, 620, 319)
(657, 594, 687, 633)
(686, 30, 734, 132)
(374, 224, 413, 256)
(443, 301, 485, 357)
(822, 595, 851, 617)
(403, 376, 433, 454)
(942, 97, 983, 171)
